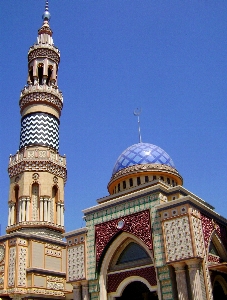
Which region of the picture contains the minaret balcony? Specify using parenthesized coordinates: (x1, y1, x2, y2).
(20, 84, 63, 115)
(8, 147, 67, 182)
(6, 221, 65, 235)
(28, 43, 60, 65)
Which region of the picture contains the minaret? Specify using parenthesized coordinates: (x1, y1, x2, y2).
(7, 1, 66, 238)
(0, 3, 70, 299)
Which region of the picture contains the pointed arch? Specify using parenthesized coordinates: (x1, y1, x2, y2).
(208, 231, 227, 262)
(99, 232, 155, 300)
(110, 276, 157, 299)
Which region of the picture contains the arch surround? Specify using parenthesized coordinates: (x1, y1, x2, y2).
(110, 277, 158, 300)
(99, 232, 159, 300)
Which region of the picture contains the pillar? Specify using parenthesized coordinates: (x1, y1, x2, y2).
(82, 281, 90, 300)
(26, 197, 30, 221)
(61, 204, 64, 226)
(73, 283, 82, 300)
(11, 204, 15, 225)
(57, 203, 60, 225)
(18, 199, 22, 222)
(47, 198, 51, 222)
(44, 198, 48, 221)
(22, 198, 26, 221)
(186, 259, 204, 300)
(40, 197, 44, 221)
(8, 206, 11, 226)
(173, 262, 189, 300)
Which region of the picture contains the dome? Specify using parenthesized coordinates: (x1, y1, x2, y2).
(112, 143, 175, 175)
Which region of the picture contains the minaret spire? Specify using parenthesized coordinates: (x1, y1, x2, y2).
(42, 0, 51, 22)
(134, 108, 142, 143)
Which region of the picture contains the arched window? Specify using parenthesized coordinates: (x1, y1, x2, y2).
(29, 67, 34, 84)
(46, 66, 53, 85)
(117, 242, 149, 265)
(38, 64, 44, 85)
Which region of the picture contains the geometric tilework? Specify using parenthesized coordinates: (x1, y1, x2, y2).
(112, 143, 175, 175)
(19, 112, 59, 150)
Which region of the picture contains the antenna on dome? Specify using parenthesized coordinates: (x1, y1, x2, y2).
(133, 108, 142, 143)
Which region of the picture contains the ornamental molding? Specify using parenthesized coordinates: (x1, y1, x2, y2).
(8, 160, 67, 182)
(107, 266, 157, 293)
(45, 244, 62, 258)
(95, 210, 152, 265)
(6, 225, 64, 239)
(28, 46, 60, 64)
(109, 163, 182, 182)
(20, 90, 63, 114)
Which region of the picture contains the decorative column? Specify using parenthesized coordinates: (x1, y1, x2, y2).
(186, 259, 204, 300)
(82, 281, 90, 300)
(73, 283, 82, 300)
(57, 203, 60, 225)
(40, 197, 44, 221)
(44, 198, 48, 221)
(61, 204, 64, 226)
(18, 199, 22, 222)
(8, 206, 11, 226)
(173, 262, 189, 300)
(11, 204, 15, 225)
(22, 198, 26, 221)
(26, 197, 30, 221)
(47, 198, 51, 222)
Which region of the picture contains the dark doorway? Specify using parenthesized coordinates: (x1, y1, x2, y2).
(117, 281, 158, 300)
(213, 281, 226, 300)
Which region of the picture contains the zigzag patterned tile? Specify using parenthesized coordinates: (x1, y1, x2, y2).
(19, 112, 59, 150)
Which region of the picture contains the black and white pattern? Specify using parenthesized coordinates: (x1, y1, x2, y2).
(19, 113, 59, 150)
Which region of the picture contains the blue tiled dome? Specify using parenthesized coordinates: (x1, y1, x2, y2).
(112, 143, 175, 175)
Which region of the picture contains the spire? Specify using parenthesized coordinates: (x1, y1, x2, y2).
(133, 108, 142, 143)
(42, 0, 51, 22)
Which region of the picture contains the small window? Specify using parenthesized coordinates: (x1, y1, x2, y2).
(80, 236, 84, 242)
(74, 238, 78, 243)
(160, 176, 164, 181)
(123, 181, 126, 189)
(129, 178, 133, 187)
(167, 178, 170, 184)
(118, 183, 120, 192)
(145, 176, 149, 183)
(172, 180, 175, 186)
(137, 177, 141, 185)
(153, 175, 156, 180)
(209, 241, 220, 256)
(117, 242, 149, 265)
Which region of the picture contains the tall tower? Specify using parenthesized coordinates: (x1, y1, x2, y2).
(0, 2, 70, 299)
(8, 2, 66, 236)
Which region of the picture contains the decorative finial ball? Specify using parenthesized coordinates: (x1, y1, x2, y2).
(42, 10, 51, 21)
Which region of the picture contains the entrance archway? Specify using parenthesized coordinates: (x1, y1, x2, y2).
(116, 281, 158, 300)
(213, 280, 226, 300)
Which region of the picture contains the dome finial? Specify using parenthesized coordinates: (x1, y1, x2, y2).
(42, 0, 51, 22)
(133, 108, 142, 143)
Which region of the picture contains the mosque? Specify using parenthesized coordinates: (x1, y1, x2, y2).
(0, 2, 226, 300)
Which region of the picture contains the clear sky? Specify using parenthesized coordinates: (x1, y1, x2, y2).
(0, 1, 227, 233)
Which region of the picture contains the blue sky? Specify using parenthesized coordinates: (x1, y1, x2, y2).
(0, 1, 227, 233)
